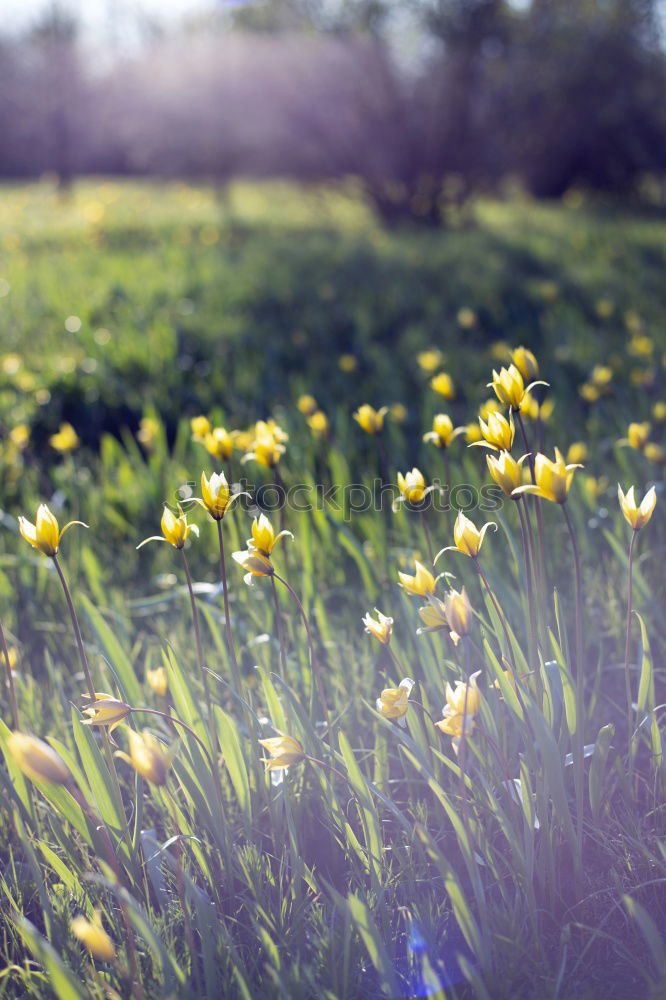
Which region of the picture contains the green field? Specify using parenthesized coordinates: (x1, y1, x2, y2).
(0, 180, 665, 999)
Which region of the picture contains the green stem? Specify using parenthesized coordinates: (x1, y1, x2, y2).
(516, 498, 541, 699)
(517, 409, 548, 611)
(180, 548, 214, 738)
(623, 530, 637, 761)
(420, 506, 434, 565)
(274, 572, 329, 720)
(475, 560, 515, 670)
(216, 519, 241, 689)
(271, 576, 288, 677)
(131, 707, 216, 772)
(0, 617, 19, 728)
(562, 502, 584, 884)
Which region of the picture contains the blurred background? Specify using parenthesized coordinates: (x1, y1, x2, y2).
(1, 0, 666, 216)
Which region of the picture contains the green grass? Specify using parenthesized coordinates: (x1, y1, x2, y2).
(0, 180, 665, 1000)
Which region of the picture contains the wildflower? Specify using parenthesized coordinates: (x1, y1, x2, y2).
(307, 411, 329, 438)
(435, 672, 482, 744)
(376, 678, 414, 726)
(190, 416, 211, 440)
(645, 443, 665, 464)
(457, 307, 477, 328)
(417, 349, 443, 373)
(257, 419, 289, 445)
(465, 422, 483, 444)
(475, 410, 515, 452)
(490, 340, 512, 360)
(580, 382, 600, 403)
(71, 911, 116, 962)
(595, 298, 614, 319)
(259, 734, 305, 771)
(137, 506, 199, 550)
(232, 549, 274, 586)
(582, 475, 608, 503)
(362, 609, 393, 645)
(618, 422, 651, 451)
(297, 394, 318, 416)
(652, 401, 666, 422)
(512, 448, 582, 504)
(115, 729, 177, 786)
(339, 354, 358, 372)
(590, 365, 613, 388)
(488, 365, 546, 411)
(486, 451, 526, 498)
(479, 398, 502, 421)
(7, 732, 71, 786)
(354, 404, 388, 435)
(511, 347, 538, 381)
(204, 427, 234, 461)
(566, 442, 588, 465)
(9, 424, 29, 450)
(137, 417, 159, 450)
(199, 471, 246, 521)
(18, 504, 87, 557)
(395, 468, 433, 506)
(82, 693, 131, 733)
(618, 485, 657, 532)
(248, 513, 292, 556)
(444, 588, 473, 641)
(521, 393, 555, 422)
(242, 429, 285, 468)
(436, 511, 496, 560)
(423, 414, 464, 449)
(146, 667, 168, 697)
(628, 335, 654, 358)
(398, 560, 436, 597)
(49, 422, 79, 453)
(390, 402, 408, 423)
(231, 428, 254, 453)
(430, 372, 455, 400)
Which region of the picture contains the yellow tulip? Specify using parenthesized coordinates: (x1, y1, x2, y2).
(146, 667, 168, 697)
(18, 504, 87, 557)
(478, 398, 502, 421)
(49, 422, 79, 453)
(457, 307, 477, 329)
(138, 506, 199, 550)
(204, 427, 234, 461)
(354, 404, 388, 435)
(423, 413, 464, 449)
(644, 443, 665, 464)
(390, 402, 408, 424)
(199, 471, 246, 521)
(437, 511, 496, 560)
(475, 410, 515, 451)
(618, 485, 657, 532)
(488, 364, 545, 410)
(7, 732, 71, 786)
(259, 734, 305, 771)
(232, 548, 274, 586)
(511, 347, 538, 381)
(416, 349, 443, 373)
(297, 394, 318, 416)
(190, 415, 211, 440)
(376, 678, 414, 725)
(566, 442, 588, 465)
(242, 428, 285, 468)
(512, 448, 582, 504)
(486, 451, 525, 498)
(248, 513, 292, 556)
(590, 365, 613, 388)
(652, 401, 666, 422)
(465, 422, 483, 444)
(82, 692, 131, 732)
(339, 353, 358, 372)
(444, 588, 473, 640)
(137, 417, 159, 451)
(10, 424, 30, 450)
(619, 422, 651, 451)
(435, 671, 482, 743)
(580, 382, 600, 403)
(430, 372, 455, 400)
(307, 411, 329, 438)
(395, 468, 430, 506)
(416, 594, 449, 634)
(115, 729, 176, 786)
(71, 911, 116, 962)
(398, 560, 436, 597)
(362, 608, 393, 645)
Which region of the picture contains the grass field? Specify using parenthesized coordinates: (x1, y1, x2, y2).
(0, 179, 665, 999)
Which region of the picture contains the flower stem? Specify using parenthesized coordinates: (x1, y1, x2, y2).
(180, 549, 214, 739)
(623, 530, 637, 760)
(420, 507, 434, 565)
(516, 498, 541, 698)
(517, 409, 548, 609)
(0, 617, 19, 728)
(274, 572, 329, 719)
(475, 560, 515, 669)
(562, 501, 584, 883)
(131, 707, 215, 772)
(216, 520, 241, 689)
(271, 576, 288, 677)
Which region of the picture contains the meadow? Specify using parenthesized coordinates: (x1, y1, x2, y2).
(0, 179, 665, 999)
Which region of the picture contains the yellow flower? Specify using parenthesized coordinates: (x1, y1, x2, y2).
(582, 475, 608, 503)
(417, 595, 449, 634)
(398, 560, 436, 597)
(595, 298, 615, 319)
(7, 732, 71, 786)
(146, 667, 168, 697)
(619, 422, 651, 451)
(49, 422, 79, 453)
(339, 353, 358, 372)
(9, 424, 29, 450)
(257, 419, 289, 444)
(511, 347, 538, 381)
(297, 394, 318, 416)
(115, 728, 177, 786)
(513, 448, 582, 504)
(138, 506, 199, 550)
(618, 484, 657, 531)
(362, 608, 393, 645)
(307, 411, 329, 438)
(423, 413, 464, 449)
(417, 349, 443, 373)
(390, 402, 408, 424)
(259, 734, 305, 771)
(437, 511, 496, 560)
(71, 911, 116, 962)
(190, 415, 211, 440)
(242, 428, 286, 468)
(376, 678, 414, 725)
(248, 513, 292, 556)
(18, 504, 87, 557)
(488, 365, 545, 410)
(457, 307, 477, 329)
(435, 671, 482, 742)
(82, 692, 131, 733)
(444, 588, 473, 640)
(204, 427, 234, 461)
(591, 365, 613, 388)
(566, 442, 588, 465)
(231, 428, 254, 453)
(430, 372, 455, 400)
(475, 410, 515, 451)
(198, 471, 246, 521)
(396, 468, 430, 505)
(490, 340, 512, 361)
(137, 417, 159, 450)
(486, 451, 526, 498)
(628, 335, 653, 358)
(232, 549, 274, 586)
(465, 422, 483, 444)
(645, 443, 665, 464)
(652, 402, 666, 422)
(478, 398, 502, 421)
(354, 404, 388, 435)
(580, 382, 600, 403)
